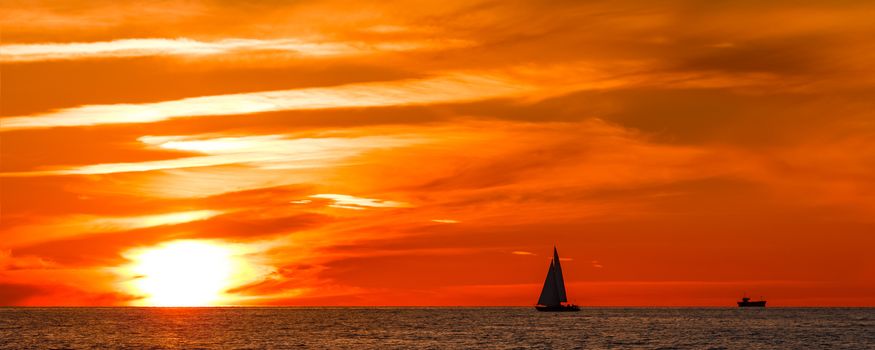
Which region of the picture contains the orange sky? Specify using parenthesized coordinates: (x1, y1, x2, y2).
(2, 0, 874, 306)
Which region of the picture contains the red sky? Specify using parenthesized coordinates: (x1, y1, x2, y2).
(2, 0, 874, 306)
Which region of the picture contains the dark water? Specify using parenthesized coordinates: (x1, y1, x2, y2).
(1, 307, 873, 349)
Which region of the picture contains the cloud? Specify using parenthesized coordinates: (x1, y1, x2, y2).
(0, 38, 348, 62)
(0, 37, 473, 63)
(310, 194, 411, 210)
(0, 250, 57, 270)
(0, 282, 138, 306)
(2, 134, 422, 176)
(431, 219, 459, 224)
(511, 251, 535, 256)
(0, 58, 792, 132)
(3, 210, 222, 248)
(171, 212, 326, 240)
(0, 73, 531, 130)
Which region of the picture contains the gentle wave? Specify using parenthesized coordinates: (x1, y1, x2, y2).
(1, 307, 873, 349)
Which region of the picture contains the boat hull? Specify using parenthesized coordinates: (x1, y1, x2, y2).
(535, 305, 580, 312)
(737, 301, 767, 307)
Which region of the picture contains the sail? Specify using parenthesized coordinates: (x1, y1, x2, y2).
(537, 260, 560, 306)
(553, 247, 568, 303)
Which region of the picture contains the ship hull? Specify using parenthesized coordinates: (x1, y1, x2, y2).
(737, 301, 767, 307)
(535, 305, 580, 312)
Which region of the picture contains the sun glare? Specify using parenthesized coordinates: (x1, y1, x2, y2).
(122, 240, 248, 306)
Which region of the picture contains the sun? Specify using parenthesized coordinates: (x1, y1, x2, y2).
(122, 240, 244, 306)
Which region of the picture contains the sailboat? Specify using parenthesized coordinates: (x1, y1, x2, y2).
(535, 246, 580, 312)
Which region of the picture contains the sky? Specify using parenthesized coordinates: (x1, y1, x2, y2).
(1, 0, 874, 306)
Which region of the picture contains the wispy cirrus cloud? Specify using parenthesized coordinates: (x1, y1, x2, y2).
(3, 209, 222, 248)
(0, 74, 531, 130)
(310, 194, 411, 210)
(1, 134, 422, 176)
(1, 62, 789, 131)
(0, 37, 473, 63)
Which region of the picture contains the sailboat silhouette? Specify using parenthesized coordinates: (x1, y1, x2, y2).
(535, 246, 580, 312)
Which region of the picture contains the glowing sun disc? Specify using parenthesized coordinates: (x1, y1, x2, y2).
(124, 240, 238, 306)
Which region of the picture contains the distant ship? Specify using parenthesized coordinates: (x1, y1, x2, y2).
(737, 294, 767, 307)
(535, 246, 580, 312)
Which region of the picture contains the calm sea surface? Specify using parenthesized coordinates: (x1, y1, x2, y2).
(1, 307, 873, 349)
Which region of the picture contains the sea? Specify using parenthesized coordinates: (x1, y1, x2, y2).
(1, 307, 873, 349)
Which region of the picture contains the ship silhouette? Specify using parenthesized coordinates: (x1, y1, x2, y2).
(535, 246, 580, 312)
(737, 293, 767, 307)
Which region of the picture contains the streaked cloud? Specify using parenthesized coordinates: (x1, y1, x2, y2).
(97, 209, 220, 229)
(0, 37, 474, 63)
(310, 194, 411, 210)
(0, 250, 57, 270)
(511, 251, 535, 256)
(0, 74, 530, 130)
(3, 210, 221, 248)
(431, 219, 459, 224)
(1, 134, 421, 176)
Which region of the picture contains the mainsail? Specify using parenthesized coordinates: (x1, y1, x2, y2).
(537, 260, 559, 306)
(537, 246, 568, 306)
